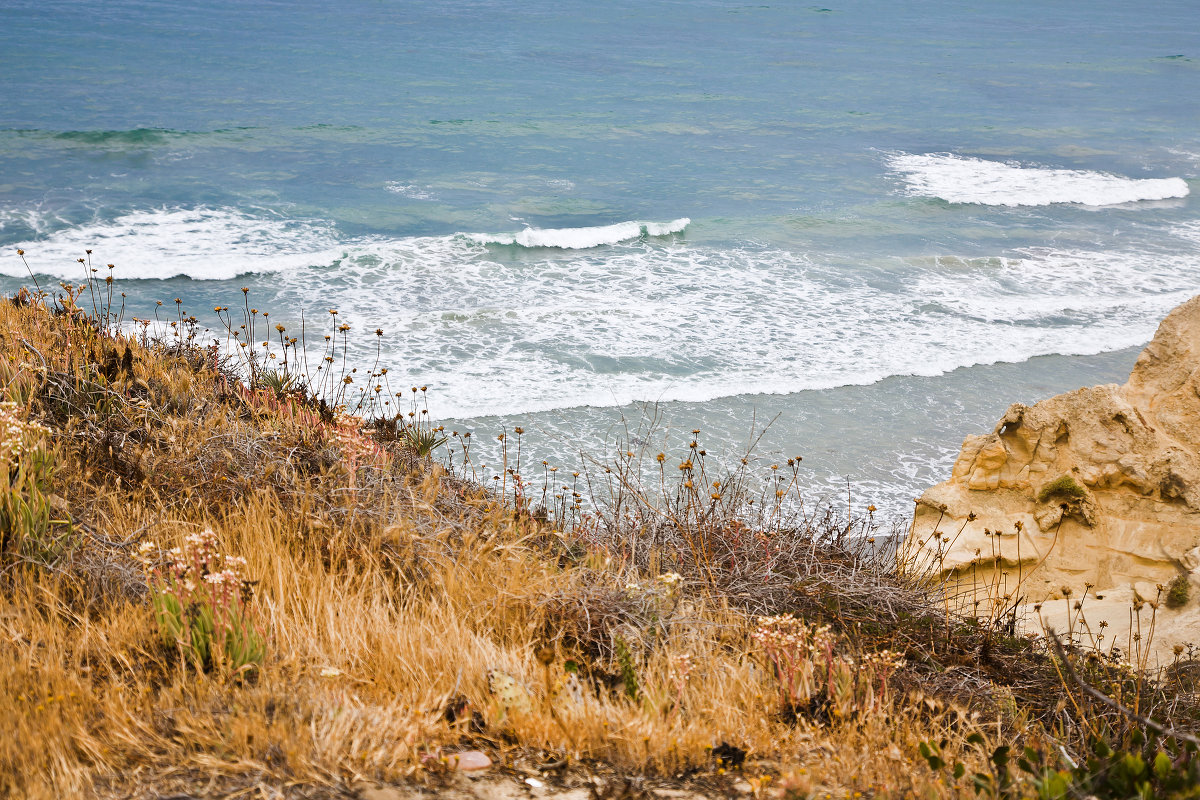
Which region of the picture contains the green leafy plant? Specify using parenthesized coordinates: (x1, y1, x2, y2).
(921, 735, 1061, 799)
(400, 422, 447, 458)
(920, 728, 1200, 799)
(140, 529, 266, 675)
(1072, 731, 1200, 800)
(256, 368, 299, 399)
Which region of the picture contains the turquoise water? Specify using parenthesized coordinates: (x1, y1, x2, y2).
(1, 1, 1197, 514)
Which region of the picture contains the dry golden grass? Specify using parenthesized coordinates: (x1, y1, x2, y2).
(1, 289, 1193, 800)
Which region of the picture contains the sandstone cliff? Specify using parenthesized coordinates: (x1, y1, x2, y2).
(905, 295, 1200, 663)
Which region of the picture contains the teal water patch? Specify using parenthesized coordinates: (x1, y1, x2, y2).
(54, 128, 211, 146)
(0, 126, 263, 147)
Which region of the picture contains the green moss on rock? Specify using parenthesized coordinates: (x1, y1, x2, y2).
(1166, 574, 1190, 609)
(1037, 475, 1087, 504)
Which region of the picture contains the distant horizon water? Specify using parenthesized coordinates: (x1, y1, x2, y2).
(1, 0, 1197, 515)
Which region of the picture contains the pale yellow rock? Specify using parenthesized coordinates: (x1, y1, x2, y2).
(1026, 585, 1200, 669)
(904, 296, 1200, 661)
(1132, 581, 1162, 604)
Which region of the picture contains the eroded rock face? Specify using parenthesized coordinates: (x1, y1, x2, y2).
(905, 296, 1200, 662)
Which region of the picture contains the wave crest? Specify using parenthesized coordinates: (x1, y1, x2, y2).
(888, 152, 1190, 207)
(4, 207, 342, 281)
(466, 218, 690, 249)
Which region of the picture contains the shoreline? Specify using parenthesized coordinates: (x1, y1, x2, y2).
(444, 345, 1145, 519)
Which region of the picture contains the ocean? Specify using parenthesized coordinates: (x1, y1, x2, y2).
(1, 0, 1197, 517)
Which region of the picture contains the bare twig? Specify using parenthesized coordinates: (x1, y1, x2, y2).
(1048, 628, 1200, 746)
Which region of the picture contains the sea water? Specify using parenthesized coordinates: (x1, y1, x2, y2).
(1, 0, 1197, 516)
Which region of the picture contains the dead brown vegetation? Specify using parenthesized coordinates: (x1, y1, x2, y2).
(0, 282, 1196, 799)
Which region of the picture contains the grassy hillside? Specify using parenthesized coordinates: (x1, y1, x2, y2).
(1, 280, 1198, 799)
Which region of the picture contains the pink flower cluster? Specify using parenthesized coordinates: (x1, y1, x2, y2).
(752, 614, 905, 718)
(138, 528, 253, 604)
(139, 528, 263, 671)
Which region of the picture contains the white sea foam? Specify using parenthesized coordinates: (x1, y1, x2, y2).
(466, 218, 690, 249)
(6, 205, 1200, 423)
(4, 207, 344, 281)
(1172, 220, 1200, 247)
(268, 222, 1200, 419)
(384, 182, 437, 201)
(1167, 147, 1200, 166)
(888, 152, 1190, 207)
(0, 206, 65, 237)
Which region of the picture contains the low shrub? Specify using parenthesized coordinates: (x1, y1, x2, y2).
(921, 729, 1200, 799)
(1037, 474, 1088, 504)
(1166, 574, 1190, 609)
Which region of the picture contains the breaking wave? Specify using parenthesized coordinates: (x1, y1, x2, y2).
(3, 207, 343, 281)
(887, 152, 1189, 207)
(466, 218, 690, 249)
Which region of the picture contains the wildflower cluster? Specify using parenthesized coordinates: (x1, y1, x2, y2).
(752, 615, 836, 709)
(139, 529, 265, 674)
(0, 400, 49, 462)
(752, 614, 903, 720)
